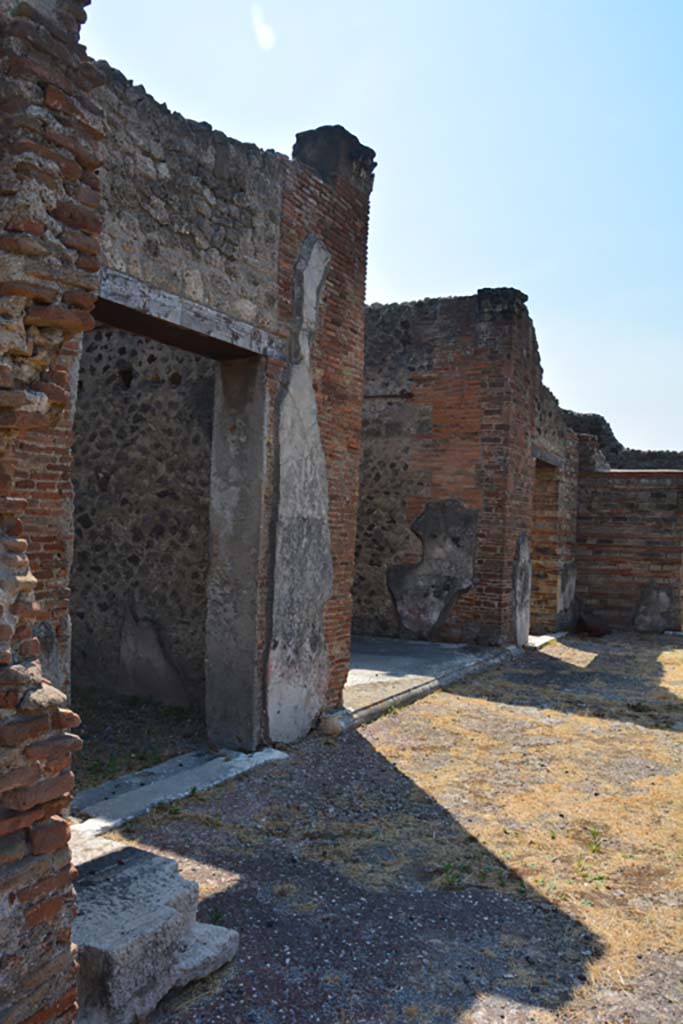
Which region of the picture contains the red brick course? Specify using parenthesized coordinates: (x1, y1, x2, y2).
(276, 149, 372, 707)
(575, 441, 683, 630)
(0, 2, 100, 1020)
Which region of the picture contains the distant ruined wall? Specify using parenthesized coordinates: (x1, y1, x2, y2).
(354, 290, 541, 646)
(575, 437, 683, 631)
(563, 409, 683, 470)
(71, 325, 213, 706)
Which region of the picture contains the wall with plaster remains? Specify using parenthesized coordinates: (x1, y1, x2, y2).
(353, 290, 542, 646)
(0, 3, 374, 1019)
(71, 324, 213, 706)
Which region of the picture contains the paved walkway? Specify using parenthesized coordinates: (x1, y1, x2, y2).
(117, 633, 683, 1023)
(343, 636, 510, 713)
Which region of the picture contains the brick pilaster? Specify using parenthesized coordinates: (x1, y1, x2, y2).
(0, 2, 101, 1020)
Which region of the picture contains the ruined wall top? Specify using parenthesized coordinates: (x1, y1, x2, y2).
(563, 409, 683, 469)
(364, 289, 536, 399)
(535, 383, 575, 460)
(92, 62, 373, 334)
(293, 125, 376, 192)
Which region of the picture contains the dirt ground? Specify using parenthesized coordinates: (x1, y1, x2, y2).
(71, 687, 205, 790)
(117, 632, 683, 1023)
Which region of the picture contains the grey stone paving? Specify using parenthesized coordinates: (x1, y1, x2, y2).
(342, 635, 515, 714)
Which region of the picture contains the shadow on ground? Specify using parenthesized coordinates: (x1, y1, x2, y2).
(71, 686, 205, 789)
(443, 631, 683, 732)
(115, 729, 604, 1024)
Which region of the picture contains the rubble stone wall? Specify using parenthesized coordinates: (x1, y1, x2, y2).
(95, 61, 285, 333)
(563, 409, 683, 470)
(71, 324, 213, 706)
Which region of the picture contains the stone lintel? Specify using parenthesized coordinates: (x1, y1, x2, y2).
(96, 269, 287, 361)
(532, 443, 564, 468)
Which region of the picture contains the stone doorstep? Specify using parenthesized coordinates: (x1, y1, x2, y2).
(71, 747, 289, 837)
(72, 832, 239, 1024)
(320, 646, 522, 737)
(525, 631, 567, 650)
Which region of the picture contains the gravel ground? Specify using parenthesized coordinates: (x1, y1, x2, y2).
(116, 632, 683, 1023)
(71, 686, 205, 789)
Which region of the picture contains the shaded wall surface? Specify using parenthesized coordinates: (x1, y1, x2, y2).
(71, 325, 213, 706)
(531, 385, 579, 633)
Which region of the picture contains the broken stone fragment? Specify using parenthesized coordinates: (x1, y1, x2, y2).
(19, 681, 67, 710)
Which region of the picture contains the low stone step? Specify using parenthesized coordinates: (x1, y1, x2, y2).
(73, 834, 238, 1024)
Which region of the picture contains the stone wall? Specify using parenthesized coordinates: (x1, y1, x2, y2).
(0, 2, 374, 1019)
(564, 408, 683, 469)
(26, 74, 374, 741)
(576, 443, 683, 631)
(71, 324, 213, 706)
(95, 62, 285, 333)
(353, 290, 541, 646)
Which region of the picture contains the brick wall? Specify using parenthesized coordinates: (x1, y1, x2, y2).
(530, 384, 579, 634)
(354, 289, 540, 645)
(13, 339, 78, 696)
(576, 450, 683, 631)
(278, 129, 374, 707)
(0, 2, 102, 1021)
(0, 4, 374, 1018)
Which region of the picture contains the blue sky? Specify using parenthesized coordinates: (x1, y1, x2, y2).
(82, 1, 682, 450)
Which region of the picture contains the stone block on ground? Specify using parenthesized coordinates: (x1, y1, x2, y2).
(73, 834, 238, 1024)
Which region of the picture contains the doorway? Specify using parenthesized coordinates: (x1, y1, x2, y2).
(530, 459, 561, 634)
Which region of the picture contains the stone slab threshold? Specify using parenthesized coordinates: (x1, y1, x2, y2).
(321, 637, 526, 737)
(70, 748, 287, 1022)
(71, 747, 288, 837)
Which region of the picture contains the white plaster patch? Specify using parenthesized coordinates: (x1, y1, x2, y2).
(267, 237, 333, 743)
